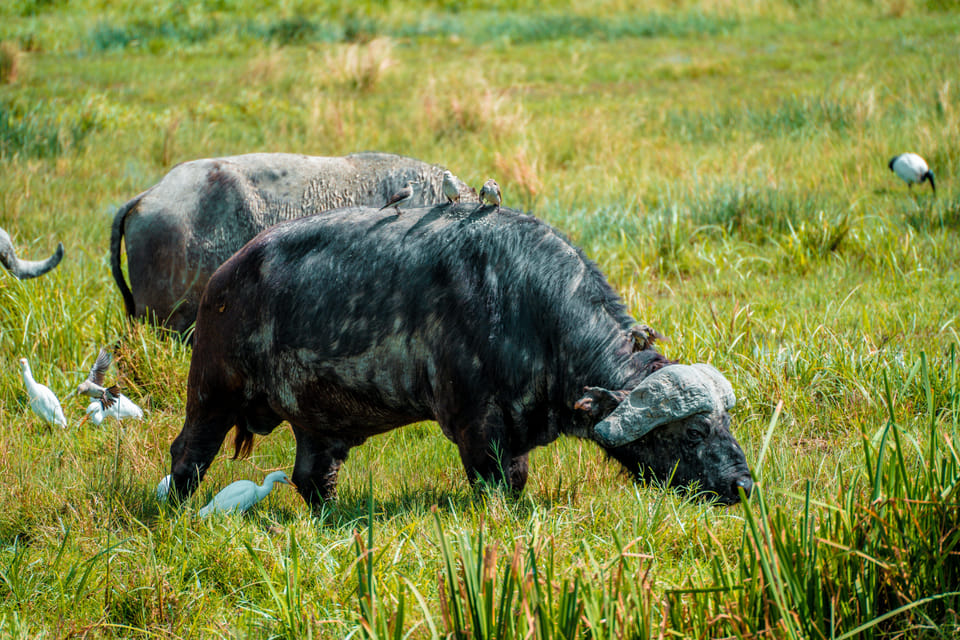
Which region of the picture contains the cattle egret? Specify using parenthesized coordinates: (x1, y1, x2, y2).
(479, 178, 501, 212)
(442, 170, 460, 204)
(198, 471, 294, 517)
(80, 394, 144, 426)
(889, 153, 935, 194)
(156, 474, 172, 501)
(380, 181, 416, 214)
(76, 344, 121, 409)
(19, 357, 67, 428)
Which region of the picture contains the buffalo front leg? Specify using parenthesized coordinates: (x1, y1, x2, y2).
(452, 403, 529, 494)
(290, 426, 351, 509)
(507, 452, 529, 493)
(458, 442, 529, 494)
(169, 409, 235, 502)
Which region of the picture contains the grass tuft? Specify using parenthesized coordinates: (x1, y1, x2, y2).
(324, 37, 395, 93)
(0, 41, 21, 84)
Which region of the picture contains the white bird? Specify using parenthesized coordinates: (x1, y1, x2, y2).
(80, 394, 144, 426)
(479, 178, 502, 212)
(442, 170, 460, 204)
(198, 471, 294, 518)
(889, 153, 935, 195)
(75, 344, 121, 409)
(156, 474, 172, 501)
(19, 358, 67, 428)
(380, 180, 416, 214)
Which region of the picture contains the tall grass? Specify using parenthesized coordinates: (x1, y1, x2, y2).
(83, 11, 739, 53)
(0, 1, 959, 637)
(0, 97, 105, 159)
(344, 351, 959, 639)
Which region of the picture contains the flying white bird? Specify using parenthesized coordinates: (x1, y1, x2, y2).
(479, 178, 502, 212)
(198, 471, 294, 518)
(80, 394, 144, 426)
(889, 153, 935, 194)
(156, 475, 172, 501)
(380, 180, 417, 214)
(75, 344, 121, 409)
(19, 357, 67, 428)
(442, 170, 460, 204)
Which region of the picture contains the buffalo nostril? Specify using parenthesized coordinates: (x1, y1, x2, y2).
(735, 475, 753, 498)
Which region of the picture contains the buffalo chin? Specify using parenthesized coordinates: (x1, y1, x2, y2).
(606, 449, 747, 506)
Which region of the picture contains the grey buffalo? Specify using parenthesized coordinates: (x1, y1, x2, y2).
(110, 152, 473, 335)
(0, 227, 63, 279)
(169, 204, 753, 508)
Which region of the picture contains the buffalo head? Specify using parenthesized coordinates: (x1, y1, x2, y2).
(580, 363, 752, 505)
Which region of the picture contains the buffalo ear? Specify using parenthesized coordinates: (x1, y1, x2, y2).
(629, 324, 668, 352)
(574, 386, 629, 419)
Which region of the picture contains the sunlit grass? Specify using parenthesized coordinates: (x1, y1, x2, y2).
(0, 0, 958, 637)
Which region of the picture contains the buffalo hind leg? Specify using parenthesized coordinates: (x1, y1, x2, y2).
(169, 409, 235, 502)
(290, 426, 351, 509)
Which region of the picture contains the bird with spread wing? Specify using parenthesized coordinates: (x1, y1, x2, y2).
(75, 344, 121, 410)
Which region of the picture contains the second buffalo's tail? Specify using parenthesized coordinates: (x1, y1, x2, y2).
(110, 194, 144, 318)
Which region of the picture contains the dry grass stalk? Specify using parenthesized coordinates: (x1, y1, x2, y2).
(494, 146, 543, 204)
(325, 37, 394, 92)
(0, 41, 22, 84)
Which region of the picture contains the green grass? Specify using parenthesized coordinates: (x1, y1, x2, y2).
(0, 0, 959, 637)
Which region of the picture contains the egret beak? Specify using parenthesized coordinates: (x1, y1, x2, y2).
(78, 413, 90, 427)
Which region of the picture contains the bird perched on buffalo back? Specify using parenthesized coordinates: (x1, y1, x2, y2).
(380, 181, 416, 214)
(479, 178, 502, 212)
(442, 170, 460, 204)
(889, 153, 935, 195)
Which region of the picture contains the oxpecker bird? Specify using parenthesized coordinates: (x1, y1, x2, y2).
(198, 471, 294, 517)
(19, 358, 67, 428)
(479, 178, 501, 212)
(442, 170, 460, 204)
(889, 153, 935, 195)
(75, 344, 121, 409)
(380, 181, 416, 214)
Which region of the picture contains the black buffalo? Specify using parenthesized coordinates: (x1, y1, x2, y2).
(170, 204, 752, 507)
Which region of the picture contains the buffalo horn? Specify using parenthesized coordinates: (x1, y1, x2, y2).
(592, 363, 735, 447)
(0, 227, 64, 280)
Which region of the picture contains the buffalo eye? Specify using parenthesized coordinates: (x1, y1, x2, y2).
(685, 423, 709, 444)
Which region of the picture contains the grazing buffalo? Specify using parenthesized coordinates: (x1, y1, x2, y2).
(0, 227, 63, 279)
(110, 152, 474, 334)
(170, 204, 753, 508)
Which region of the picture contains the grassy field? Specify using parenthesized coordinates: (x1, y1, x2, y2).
(1, 0, 959, 637)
